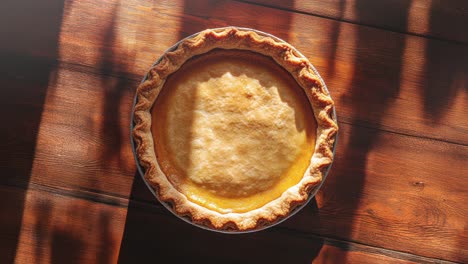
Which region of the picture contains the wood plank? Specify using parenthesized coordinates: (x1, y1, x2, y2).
(0, 186, 126, 264)
(0, 53, 140, 217)
(281, 122, 468, 263)
(1, 0, 467, 262)
(26, 63, 137, 197)
(2, 184, 435, 263)
(55, 0, 468, 145)
(2, 183, 457, 264)
(124, 121, 468, 262)
(129, 132, 468, 264)
(0, 56, 50, 263)
(13, 59, 466, 260)
(129, 167, 467, 263)
(0, 4, 64, 263)
(243, 0, 468, 44)
(120, 195, 424, 264)
(0, 0, 65, 194)
(3, 34, 466, 264)
(310, 236, 456, 264)
(1, 0, 466, 145)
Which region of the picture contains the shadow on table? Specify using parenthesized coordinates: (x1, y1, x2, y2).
(120, 0, 467, 263)
(31, 198, 115, 264)
(335, 0, 410, 261)
(421, 1, 468, 123)
(96, 2, 135, 173)
(177, 0, 294, 41)
(118, 1, 324, 263)
(0, 0, 134, 262)
(327, 0, 467, 262)
(118, 172, 323, 264)
(325, 0, 345, 78)
(33, 202, 85, 264)
(0, 0, 64, 262)
(424, 1, 468, 258)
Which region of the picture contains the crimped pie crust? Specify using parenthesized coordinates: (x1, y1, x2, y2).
(133, 27, 338, 231)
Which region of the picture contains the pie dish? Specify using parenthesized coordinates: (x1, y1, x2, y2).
(132, 27, 338, 232)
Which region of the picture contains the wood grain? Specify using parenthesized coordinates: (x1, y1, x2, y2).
(2, 0, 467, 144)
(1, 186, 125, 264)
(8, 60, 465, 261)
(27, 62, 137, 196)
(0, 184, 434, 264)
(0, 1, 65, 262)
(244, 0, 468, 44)
(54, 0, 468, 145)
(283, 122, 468, 262)
(1, 0, 467, 263)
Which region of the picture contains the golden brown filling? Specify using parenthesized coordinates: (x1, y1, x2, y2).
(152, 49, 316, 213)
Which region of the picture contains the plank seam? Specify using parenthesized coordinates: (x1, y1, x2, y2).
(235, 0, 468, 46)
(338, 118, 468, 147)
(51, 58, 468, 148)
(276, 226, 461, 264)
(4, 182, 461, 263)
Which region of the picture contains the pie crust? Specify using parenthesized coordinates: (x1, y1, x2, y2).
(133, 27, 338, 231)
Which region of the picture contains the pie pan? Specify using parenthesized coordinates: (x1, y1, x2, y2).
(130, 27, 338, 233)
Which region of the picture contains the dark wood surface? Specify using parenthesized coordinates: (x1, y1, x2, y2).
(1, 0, 467, 263)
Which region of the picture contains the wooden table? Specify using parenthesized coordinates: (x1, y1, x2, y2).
(1, 1, 467, 263)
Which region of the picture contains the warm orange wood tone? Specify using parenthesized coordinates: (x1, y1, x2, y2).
(0, 0, 466, 263)
(247, 0, 468, 44)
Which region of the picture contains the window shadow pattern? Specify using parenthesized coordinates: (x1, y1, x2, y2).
(0, 0, 64, 262)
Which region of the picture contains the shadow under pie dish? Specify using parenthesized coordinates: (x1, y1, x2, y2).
(131, 27, 338, 232)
